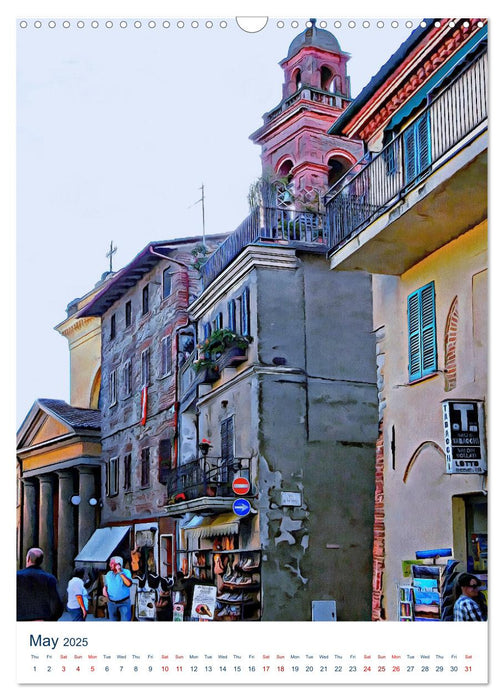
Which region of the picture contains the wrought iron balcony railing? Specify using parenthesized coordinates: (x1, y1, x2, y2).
(325, 50, 488, 252)
(201, 206, 326, 288)
(166, 457, 252, 502)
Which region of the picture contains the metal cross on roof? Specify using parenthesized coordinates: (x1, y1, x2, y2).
(106, 240, 118, 272)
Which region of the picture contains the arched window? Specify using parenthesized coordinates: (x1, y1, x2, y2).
(327, 156, 351, 188)
(276, 159, 295, 207)
(321, 66, 333, 91)
(293, 68, 302, 91)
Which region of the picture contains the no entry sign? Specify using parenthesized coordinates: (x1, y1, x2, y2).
(232, 476, 250, 495)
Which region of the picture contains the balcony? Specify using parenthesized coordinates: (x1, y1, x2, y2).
(325, 51, 488, 274)
(164, 457, 252, 516)
(201, 206, 326, 288)
(264, 86, 351, 124)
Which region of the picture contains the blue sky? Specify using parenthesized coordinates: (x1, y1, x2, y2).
(16, 15, 419, 425)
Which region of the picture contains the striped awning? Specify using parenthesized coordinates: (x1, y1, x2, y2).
(182, 513, 240, 537)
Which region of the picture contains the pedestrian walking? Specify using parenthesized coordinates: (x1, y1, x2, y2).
(17, 547, 64, 621)
(66, 567, 89, 621)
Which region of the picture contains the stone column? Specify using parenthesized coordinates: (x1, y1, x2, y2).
(57, 470, 76, 593)
(21, 479, 38, 566)
(38, 474, 55, 575)
(78, 467, 98, 551)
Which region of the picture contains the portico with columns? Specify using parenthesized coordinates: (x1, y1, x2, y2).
(17, 398, 101, 593)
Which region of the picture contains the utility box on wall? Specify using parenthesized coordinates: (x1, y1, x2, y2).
(312, 600, 337, 621)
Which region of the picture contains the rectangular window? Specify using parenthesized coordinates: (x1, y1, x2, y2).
(123, 360, 132, 398)
(407, 281, 437, 381)
(107, 457, 119, 496)
(141, 348, 150, 387)
(213, 312, 223, 331)
(109, 369, 117, 406)
(203, 322, 212, 340)
(162, 268, 172, 298)
(142, 285, 149, 315)
(110, 313, 116, 340)
(161, 336, 172, 376)
(125, 300, 132, 327)
(403, 112, 431, 186)
(141, 447, 150, 487)
(123, 453, 132, 491)
(158, 439, 172, 484)
(221, 416, 235, 466)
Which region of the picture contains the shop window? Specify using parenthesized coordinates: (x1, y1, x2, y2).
(407, 282, 437, 381)
(107, 457, 119, 496)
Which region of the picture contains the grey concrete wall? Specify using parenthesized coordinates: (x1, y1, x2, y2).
(255, 254, 377, 620)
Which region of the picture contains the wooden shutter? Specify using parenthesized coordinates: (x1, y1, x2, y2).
(408, 282, 437, 381)
(241, 288, 250, 336)
(158, 439, 172, 484)
(228, 300, 236, 332)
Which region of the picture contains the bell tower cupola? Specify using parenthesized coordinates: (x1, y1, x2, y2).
(250, 19, 363, 204)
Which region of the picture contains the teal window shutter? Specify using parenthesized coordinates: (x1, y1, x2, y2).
(408, 282, 437, 381)
(403, 112, 431, 186)
(241, 287, 250, 336)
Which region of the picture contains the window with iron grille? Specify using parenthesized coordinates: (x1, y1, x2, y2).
(158, 439, 172, 484)
(141, 447, 150, 488)
(407, 281, 437, 382)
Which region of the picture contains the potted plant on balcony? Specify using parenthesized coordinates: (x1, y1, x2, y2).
(194, 328, 252, 375)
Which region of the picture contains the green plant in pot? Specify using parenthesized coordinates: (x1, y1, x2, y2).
(194, 328, 252, 372)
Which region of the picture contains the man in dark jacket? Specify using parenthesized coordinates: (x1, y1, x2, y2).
(17, 548, 64, 621)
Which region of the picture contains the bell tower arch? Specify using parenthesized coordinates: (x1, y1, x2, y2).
(250, 19, 363, 205)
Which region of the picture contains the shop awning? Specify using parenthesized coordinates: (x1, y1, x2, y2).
(182, 513, 241, 537)
(74, 526, 130, 566)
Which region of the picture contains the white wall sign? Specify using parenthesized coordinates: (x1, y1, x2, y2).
(280, 491, 302, 507)
(442, 400, 487, 474)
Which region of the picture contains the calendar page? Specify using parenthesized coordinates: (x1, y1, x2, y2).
(7, 0, 496, 695)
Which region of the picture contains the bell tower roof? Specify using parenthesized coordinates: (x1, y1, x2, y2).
(285, 19, 342, 60)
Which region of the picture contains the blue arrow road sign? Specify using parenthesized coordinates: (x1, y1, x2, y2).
(232, 498, 251, 517)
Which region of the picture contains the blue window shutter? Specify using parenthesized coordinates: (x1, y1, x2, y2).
(420, 282, 437, 375)
(407, 292, 422, 381)
(417, 112, 431, 175)
(241, 287, 250, 336)
(407, 282, 437, 381)
(228, 300, 236, 332)
(403, 123, 417, 185)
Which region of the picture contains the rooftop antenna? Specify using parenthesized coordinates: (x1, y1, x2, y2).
(189, 184, 206, 247)
(106, 240, 117, 273)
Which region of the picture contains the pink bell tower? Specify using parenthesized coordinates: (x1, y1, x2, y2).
(250, 19, 363, 205)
